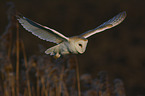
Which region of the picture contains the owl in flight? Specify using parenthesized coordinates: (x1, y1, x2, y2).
(17, 11, 126, 58)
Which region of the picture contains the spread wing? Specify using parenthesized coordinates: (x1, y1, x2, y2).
(80, 11, 126, 38)
(17, 14, 69, 44)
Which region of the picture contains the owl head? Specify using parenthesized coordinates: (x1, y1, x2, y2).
(69, 36, 88, 54)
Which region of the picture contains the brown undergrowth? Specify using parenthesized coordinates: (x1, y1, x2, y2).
(0, 2, 126, 96)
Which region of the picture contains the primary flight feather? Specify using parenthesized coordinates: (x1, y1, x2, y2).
(17, 15, 69, 44)
(17, 11, 126, 58)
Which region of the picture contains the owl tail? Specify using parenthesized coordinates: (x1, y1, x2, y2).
(45, 45, 61, 58)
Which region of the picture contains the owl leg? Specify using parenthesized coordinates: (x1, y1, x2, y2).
(54, 53, 61, 59)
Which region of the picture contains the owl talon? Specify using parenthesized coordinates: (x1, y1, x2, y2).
(54, 53, 61, 59)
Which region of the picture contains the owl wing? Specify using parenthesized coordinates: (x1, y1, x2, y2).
(80, 11, 126, 38)
(17, 14, 69, 44)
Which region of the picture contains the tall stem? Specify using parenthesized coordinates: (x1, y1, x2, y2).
(16, 16, 20, 96)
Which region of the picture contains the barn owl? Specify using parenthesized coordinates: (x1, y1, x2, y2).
(17, 11, 126, 58)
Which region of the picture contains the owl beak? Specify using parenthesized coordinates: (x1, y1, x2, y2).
(79, 47, 86, 54)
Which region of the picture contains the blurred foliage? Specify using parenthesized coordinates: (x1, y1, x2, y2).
(0, 0, 145, 96)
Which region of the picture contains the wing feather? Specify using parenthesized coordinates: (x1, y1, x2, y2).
(80, 11, 126, 38)
(17, 15, 69, 44)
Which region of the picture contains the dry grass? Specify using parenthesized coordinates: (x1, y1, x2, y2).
(0, 2, 126, 96)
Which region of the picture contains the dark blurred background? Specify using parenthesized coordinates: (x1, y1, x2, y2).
(0, 0, 145, 96)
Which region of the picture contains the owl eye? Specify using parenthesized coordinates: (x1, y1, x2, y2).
(78, 44, 82, 47)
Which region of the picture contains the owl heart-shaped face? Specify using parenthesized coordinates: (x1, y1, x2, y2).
(69, 36, 88, 54)
(75, 39, 88, 53)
